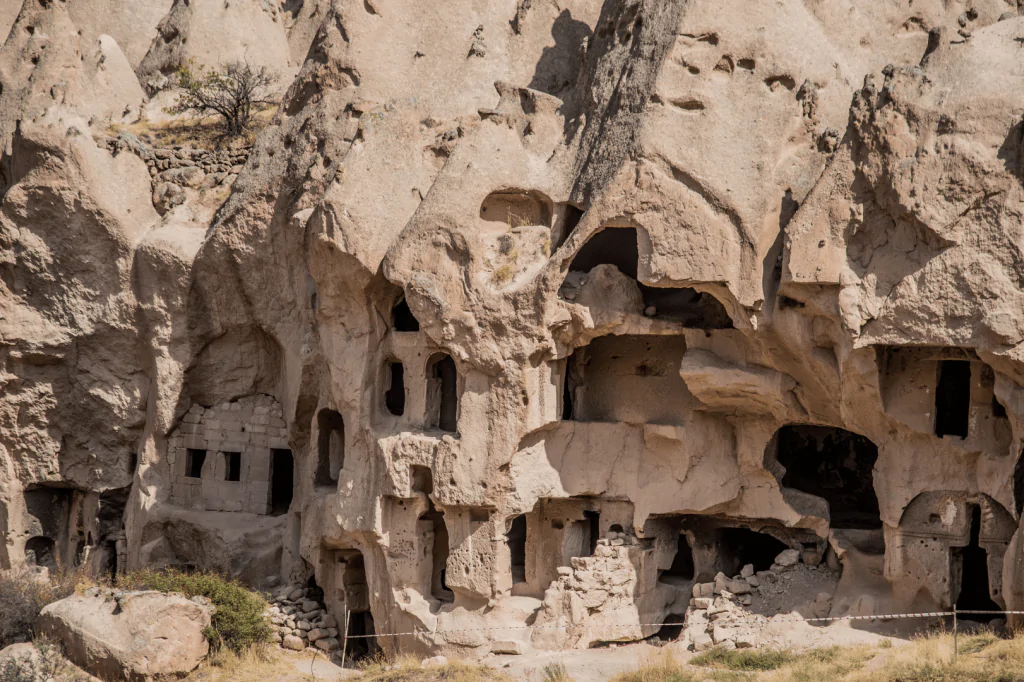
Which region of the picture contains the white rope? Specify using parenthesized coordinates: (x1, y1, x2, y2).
(338, 609, 1019, 639)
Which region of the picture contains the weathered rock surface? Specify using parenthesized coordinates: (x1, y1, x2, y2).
(35, 591, 212, 680)
(3, 0, 1024, 663)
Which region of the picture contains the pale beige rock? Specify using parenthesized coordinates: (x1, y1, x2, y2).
(3, 0, 1024, 663)
(35, 592, 211, 680)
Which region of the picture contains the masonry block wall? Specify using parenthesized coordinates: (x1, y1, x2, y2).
(169, 395, 289, 514)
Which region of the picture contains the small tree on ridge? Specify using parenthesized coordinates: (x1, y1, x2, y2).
(167, 61, 278, 137)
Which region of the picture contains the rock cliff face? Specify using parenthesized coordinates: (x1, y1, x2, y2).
(2, 0, 1024, 659)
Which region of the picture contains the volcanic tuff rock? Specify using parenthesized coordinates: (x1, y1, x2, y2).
(2, 0, 1024, 661)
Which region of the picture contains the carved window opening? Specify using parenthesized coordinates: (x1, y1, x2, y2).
(953, 505, 1000, 620)
(316, 409, 345, 486)
(186, 449, 207, 478)
(935, 359, 971, 438)
(270, 449, 294, 516)
(223, 452, 241, 481)
(392, 297, 419, 332)
(772, 425, 881, 530)
(385, 362, 405, 416)
(426, 354, 458, 433)
(507, 515, 527, 584)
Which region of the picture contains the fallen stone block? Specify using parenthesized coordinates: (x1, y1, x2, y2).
(36, 591, 212, 681)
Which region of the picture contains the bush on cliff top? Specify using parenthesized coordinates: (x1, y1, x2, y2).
(120, 568, 272, 653)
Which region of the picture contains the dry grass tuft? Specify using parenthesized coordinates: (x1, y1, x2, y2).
(0, 568, 85, 649)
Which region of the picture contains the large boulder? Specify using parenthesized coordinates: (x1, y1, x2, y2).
(35, 590, 212, 681)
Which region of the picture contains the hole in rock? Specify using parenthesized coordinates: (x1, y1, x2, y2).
(392, 297, 419, 332)
(773, 425, 881, 530)
(565, 227, 732, 328)
(270, 449, 294, 516)
(223, 452, 241, 481)
(384, 362, 405, 416)
(25, 536, 56, 570)
(663, 533, 695, 582)
(554, 204, 585, 250)
(331, 550, 380, 663)
(935, 359, 971, 438)
(585, 510, 600, 556)
(185, 449, 207, 478)
(316, 409, 345, 485)
(993, 395, 1007, 418)
(718, 527, 787, 575)
(954, 506, 1000, 621)
(411, 465, 433, 494)
(426, 354, 458, 433)
(562, 354, 576, 420)
(654, 613, 686, 641)
(507, 515, 527, 584)
(420, 491, 452, 602)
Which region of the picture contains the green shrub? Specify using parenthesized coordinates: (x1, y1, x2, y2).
(0, 569, 79, 649)
(690, 646, 798, 671)
(120, 569, 271, 652)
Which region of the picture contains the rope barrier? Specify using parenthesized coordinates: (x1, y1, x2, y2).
(335, 608, 1022, 640)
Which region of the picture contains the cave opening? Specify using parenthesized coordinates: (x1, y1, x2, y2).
(565, 227, 733, 328)
(654, 613, 686, 642)
(25, 536, 56, 570)
(426, 353, 458, 433)
(954, 506, 1001, 621)
(316, 409, 345, 486)
(562, 353, 576, 420)
(392, 297, 419, 332)
(223, 451, 241, 481)
(384, 361, 405, 416)
(270, 449, 294, 516)
(507, 515, 527, 584)
(422, 508, 453, 603)
(935, 359, 971, 439)
(718, 527, 787, 575)
(663, 533, 695, 582)
(585, 510, 600, 556)
(185, 448, 207, 478)
(1015, 451, 1024, 517)
(333, 550, 380, 663)
(773, 425, 881, 530)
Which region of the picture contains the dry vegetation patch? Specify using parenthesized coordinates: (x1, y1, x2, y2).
(610, 630, 1024, 682)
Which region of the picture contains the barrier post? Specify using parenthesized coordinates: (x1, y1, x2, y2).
(953, 605, 958, 661)
(340, 609, 350, 668)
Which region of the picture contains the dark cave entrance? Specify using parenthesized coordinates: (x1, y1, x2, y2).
(935, 360, 971, 439)
(565, 227, 733, 328)
(392, 297, 420, 332)
(562, 353, 576, 420)
(316, 409, 345, 486)
(270, 449, 294, 515)
(422, 507, 453, 603)
(507, 515, 527, 584)
(954, 506, 1001, 621)
(333, 550, 380, 664)
(773, 425, 881, 530)
(663, 533, 695, 582)
(426, 353, 458, 433)
(25, 536, 56, 570)
(385, 361, 405, 416)
(718, 527, 787, 575)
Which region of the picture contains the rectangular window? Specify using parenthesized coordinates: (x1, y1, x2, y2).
(935, 360, 971, 439)
(185, 449, 207, 478)
(224, 452, 241, 482)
